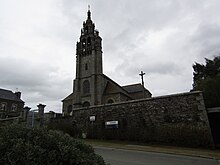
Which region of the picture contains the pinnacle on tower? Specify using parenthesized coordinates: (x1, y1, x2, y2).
(87, 5, 91, 20)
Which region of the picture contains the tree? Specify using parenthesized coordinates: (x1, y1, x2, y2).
(192, 56, 220, 107)
(0, 124, 106, 165)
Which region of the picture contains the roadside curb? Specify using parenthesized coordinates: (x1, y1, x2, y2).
(89, 143, 220, 160)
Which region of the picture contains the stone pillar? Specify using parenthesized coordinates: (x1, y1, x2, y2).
(22, 106, 31, 121)
(37, 104, 46, 127)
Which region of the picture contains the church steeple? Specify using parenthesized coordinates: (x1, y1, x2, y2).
(80, 6, 95, 36)
(75, 8, 103, 79)
(72, 7, 103, 108)
(87, 5, 91, 20)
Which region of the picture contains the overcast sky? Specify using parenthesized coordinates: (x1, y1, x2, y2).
(1, 0, 220, 112)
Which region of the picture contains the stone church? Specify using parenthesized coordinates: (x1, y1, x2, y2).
(62, 9, 151, 114)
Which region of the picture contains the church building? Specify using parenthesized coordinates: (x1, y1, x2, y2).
(62, 9, 151, 114)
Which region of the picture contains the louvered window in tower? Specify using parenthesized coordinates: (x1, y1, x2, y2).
(83, 80, 90, 94)
(87, 37, 91, 46)
(82, 39, 86, 47)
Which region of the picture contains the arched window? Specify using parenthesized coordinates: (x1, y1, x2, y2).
(0, 103, 7, 111)
(87, 37, 91, 46)
(83, 80, 90, 94)
(82, 39, 86, 47)
(85, 63, 88, 70)
(67, 105, 72, 113)
(83, 101, 90, 107)
(11, 104, 17, 111)
(85, 26, 88, 33)
(107, 99, 114, 104)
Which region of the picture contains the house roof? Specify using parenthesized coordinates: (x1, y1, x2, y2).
(62, 92, 74, 102)
(122, 83, 151, 94)
(102, 74, 132, 98)
(0, 88, 24, 103)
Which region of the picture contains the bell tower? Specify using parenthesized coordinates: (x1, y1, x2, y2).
(76, 8, 102, 78)
(73, 8, 103, 108)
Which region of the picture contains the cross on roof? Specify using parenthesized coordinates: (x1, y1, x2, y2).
(139, 71, 145, 86)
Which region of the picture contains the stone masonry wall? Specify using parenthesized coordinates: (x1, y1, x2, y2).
(67, 91, 214, 147)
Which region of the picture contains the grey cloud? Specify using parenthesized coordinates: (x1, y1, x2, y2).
(116, 58, 182, 78)
(1, 0, 220, 112)
(0, 57, 55, 87)
(0, 57, 71, 111)
(190, 24, 220, 58)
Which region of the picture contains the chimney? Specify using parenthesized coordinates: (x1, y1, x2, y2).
(15, 91, 21, 99)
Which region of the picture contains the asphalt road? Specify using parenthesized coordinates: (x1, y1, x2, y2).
(95, 146, 219, 165)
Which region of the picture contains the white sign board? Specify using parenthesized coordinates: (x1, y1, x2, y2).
(105, 121, 118, 125)
(89, 116, 96, 122)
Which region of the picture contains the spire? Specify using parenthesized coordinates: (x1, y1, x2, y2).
(87, 5, 91, 20)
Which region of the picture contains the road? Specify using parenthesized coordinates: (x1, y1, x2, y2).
(95, 146, 219, 165)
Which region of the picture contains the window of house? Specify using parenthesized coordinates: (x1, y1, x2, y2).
(11, 104, 17, 111)
(83, 80, 90, 94)
(107, 99, 114, 104)
(0, 103, 7, 111)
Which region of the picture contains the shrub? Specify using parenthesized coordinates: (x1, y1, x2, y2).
(47, 117, 82, 138)
(0, 124, 106, 165)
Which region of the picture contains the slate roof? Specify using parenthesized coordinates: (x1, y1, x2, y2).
(62, 92, 74, 101)
(102, 74, 132, 98)
(0, 88, 24, 102)
(122, 83, 148, 93)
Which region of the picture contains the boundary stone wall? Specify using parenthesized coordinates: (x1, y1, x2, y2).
(63, 91, 214, 147)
